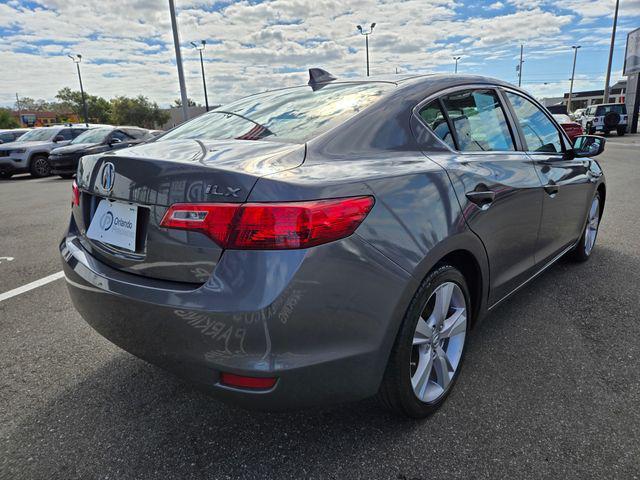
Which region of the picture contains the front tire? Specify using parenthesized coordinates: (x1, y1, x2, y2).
(29, 155, 51, 178)
(569, 192, 601, 262)
(378, 264, 470, 418)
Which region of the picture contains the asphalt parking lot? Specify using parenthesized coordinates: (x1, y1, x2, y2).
(1, 137, 640, 480)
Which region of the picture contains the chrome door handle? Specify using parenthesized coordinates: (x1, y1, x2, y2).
(466, 190, 495, 209)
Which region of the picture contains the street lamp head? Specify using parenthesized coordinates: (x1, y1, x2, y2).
(370, 22, 376, 31)
(357, 25, 363, 32)
(191, 40, 206, 51)
(68, 53, 82, 63)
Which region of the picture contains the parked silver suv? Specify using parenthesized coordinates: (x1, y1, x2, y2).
(581, 103, 628, 136)
(0, 125, 92, 178)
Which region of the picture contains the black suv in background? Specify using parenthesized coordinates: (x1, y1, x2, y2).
(49, 126, 150, 178)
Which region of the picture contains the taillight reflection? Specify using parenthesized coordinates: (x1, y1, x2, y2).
(71, 181, 80, 207)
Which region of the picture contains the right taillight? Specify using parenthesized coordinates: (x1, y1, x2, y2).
(160, 196, 375, 250)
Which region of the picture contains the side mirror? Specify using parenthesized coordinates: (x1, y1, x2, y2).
(572, 135, 605, 158)
(53, 135, 65, 142)
(109, 137, 122, 145)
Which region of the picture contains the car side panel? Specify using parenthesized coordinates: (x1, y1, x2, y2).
(424, 151, 544, 306)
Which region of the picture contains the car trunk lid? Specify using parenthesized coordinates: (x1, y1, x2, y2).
(73, 139, 304, 284)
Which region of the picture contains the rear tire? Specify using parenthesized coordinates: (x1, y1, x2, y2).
(378, 264, 470, 418)
(617, 127, 626, 136)
(29, 154, 51, 178)
(0, 171, 13, 179)
(569, 192, 601, 262)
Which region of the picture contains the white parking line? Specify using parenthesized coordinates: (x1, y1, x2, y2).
(0, 271, 65, 303)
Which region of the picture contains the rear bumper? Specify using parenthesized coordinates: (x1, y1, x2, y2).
(60, 224, 416, 410)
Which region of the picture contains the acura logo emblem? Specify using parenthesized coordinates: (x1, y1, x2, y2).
(101, 162, 115, 192)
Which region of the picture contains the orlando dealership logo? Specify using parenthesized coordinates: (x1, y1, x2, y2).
(100, 211, 114, 231)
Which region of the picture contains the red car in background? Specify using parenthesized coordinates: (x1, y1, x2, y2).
(553, 114, 584, 143)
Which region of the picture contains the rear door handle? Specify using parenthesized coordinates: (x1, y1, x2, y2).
(465, 190, 496, 209)
(544, 184, 559, 196)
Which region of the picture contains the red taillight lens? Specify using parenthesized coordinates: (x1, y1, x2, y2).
(160, 196, 374, 250)
(220, 372, 277, 389)
(71, 180, 80, 207)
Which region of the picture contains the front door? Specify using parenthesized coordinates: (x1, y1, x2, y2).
(503, 91, 593, 265)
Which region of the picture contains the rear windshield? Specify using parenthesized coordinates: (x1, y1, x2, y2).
(159, 82, 393, 144)
(596, 104, 626, 115)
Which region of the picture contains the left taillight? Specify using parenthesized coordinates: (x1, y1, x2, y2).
(71, 180, 80, 207)
(160, 196, 375, 250)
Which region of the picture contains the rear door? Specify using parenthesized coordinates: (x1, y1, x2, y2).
(502, 90, 592, 265)
(418, 88, 544, 305)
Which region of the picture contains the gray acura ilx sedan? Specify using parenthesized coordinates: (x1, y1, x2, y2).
(60, 70, 606, 418)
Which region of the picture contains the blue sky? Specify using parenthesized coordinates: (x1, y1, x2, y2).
(0, 0, 639, 108)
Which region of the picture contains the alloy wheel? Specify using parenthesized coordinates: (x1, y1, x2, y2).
(410, 281, 467, 404)
(585, 196, 600, 255)
(34, 157, 50, 177)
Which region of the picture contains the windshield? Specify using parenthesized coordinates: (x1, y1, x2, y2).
(159, 82, 393, 144)
(72, 128, 111, 144)
(17, 128, 57, 142)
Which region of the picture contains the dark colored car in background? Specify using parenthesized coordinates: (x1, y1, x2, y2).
(0, 128, 29, 144)
(61, 72, 606, 418)
(49, 126, 150, 178)
(552, 114, 584, 143)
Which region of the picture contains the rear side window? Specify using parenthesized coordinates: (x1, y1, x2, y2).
(440, 90, 515, 152)
(506, 92, 562, 153)
(419, 101, 456, 150)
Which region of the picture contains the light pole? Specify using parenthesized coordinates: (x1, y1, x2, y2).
(191, 40, 209, 111)
(517, 44, 524, 87)
(168, 0, 189, 122)
(453, 56, 461, 73)
(356, 23, 376, 77)
(603, 0, 620, 104)
(567, 45, 581, 114)
(68, 54, 89, 125)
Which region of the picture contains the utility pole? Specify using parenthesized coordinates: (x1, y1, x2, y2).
(356, 23, 376, 77)
(168, 0, 189, 122)
(567, 45, 581, 113)
(68, 54, 89, 125)
(603, 0, 620, 104)
(191, 40, 209, 111)
(453, 56, 461, 74)
(517, 44, 524, 87)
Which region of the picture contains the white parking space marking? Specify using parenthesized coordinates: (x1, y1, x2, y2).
(0, 271, 65, 303)
(0, 257, 15, 264)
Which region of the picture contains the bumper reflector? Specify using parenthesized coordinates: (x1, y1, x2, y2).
(220, 372, 277, 389)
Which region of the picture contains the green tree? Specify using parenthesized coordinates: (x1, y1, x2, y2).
(173, 98, 200, 107)
(55, 87, 112, 123)
(110, 95, 169, 129)
(0, 108, 20, 129)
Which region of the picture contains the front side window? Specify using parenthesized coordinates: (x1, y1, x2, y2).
(506, 92, 562, 153)
(58, 129, 74, 141)
(159, 82, 393, 144)
(440, 90, 515, 152)
(419, 101, 456, 150)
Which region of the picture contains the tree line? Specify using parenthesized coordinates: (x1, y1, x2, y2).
(1, 88, 172, 129)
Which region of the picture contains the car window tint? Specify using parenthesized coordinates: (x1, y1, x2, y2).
(419, 101, 456, 149)
(0, 133, 13, 142)
(440, 90, 514, 152)
(596, 104, 626, 115)
(111, 130, 132, 141)
(506, 92, 562, 153)
(58, 129, 74, 140)
(71, 128, 87, 139)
